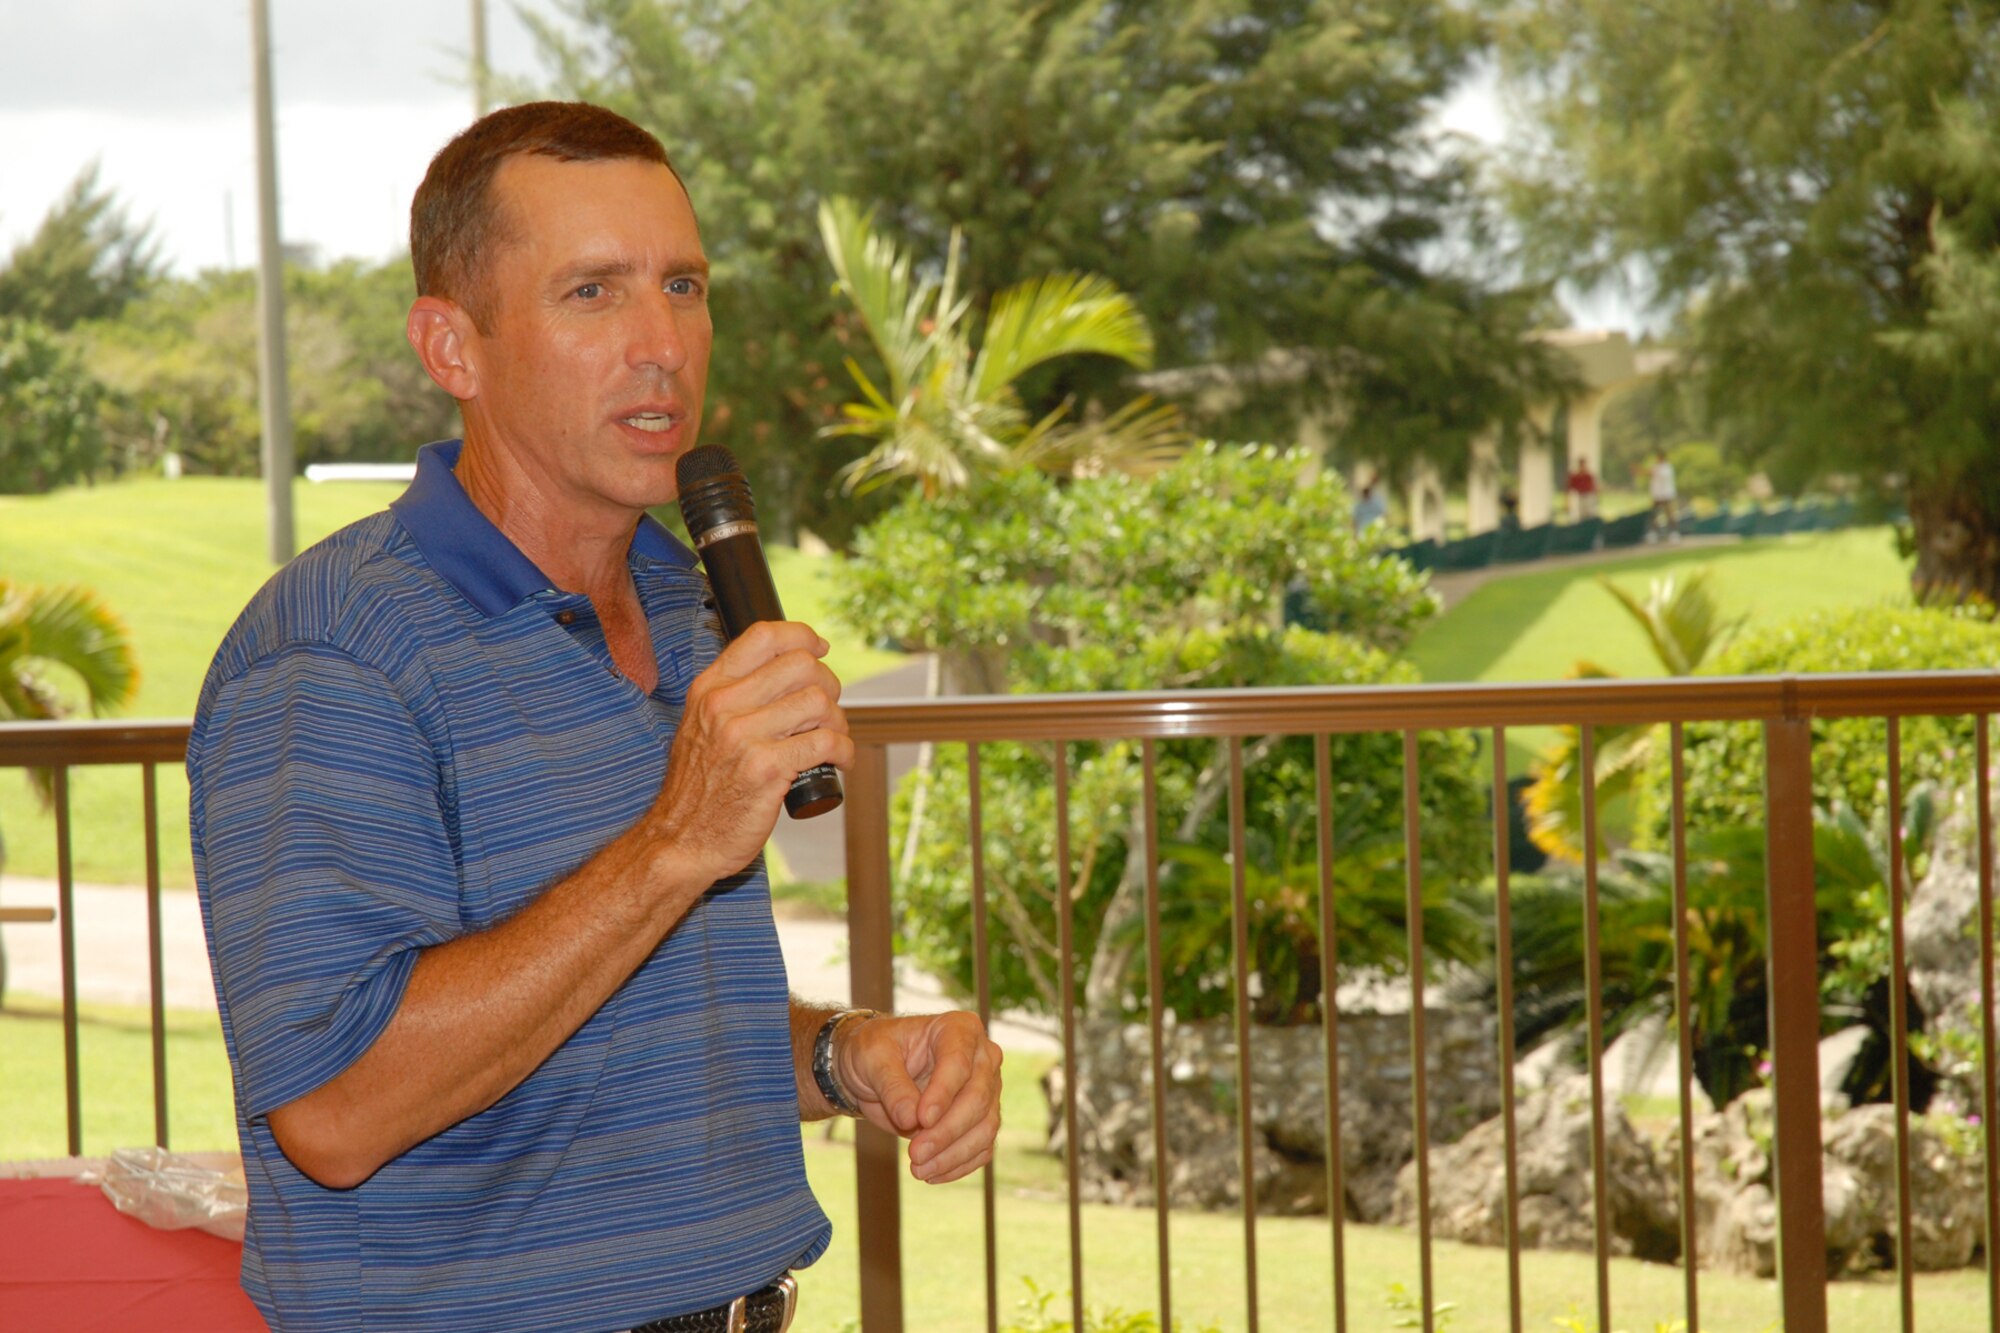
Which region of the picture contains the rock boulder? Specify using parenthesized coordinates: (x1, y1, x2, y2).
(1389, 1075, 1680, 1262)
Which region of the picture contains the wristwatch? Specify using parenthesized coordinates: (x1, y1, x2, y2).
(812, 1008, 877, 1116)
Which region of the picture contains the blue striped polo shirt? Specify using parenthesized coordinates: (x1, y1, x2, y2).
(189, 439, 830, 1333)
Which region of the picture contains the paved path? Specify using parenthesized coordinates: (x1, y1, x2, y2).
(1426, 533, 1737, 610)
(0, 876, 1054, 1052)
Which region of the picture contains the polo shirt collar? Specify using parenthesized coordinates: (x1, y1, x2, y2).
(390, 439, 698, 619)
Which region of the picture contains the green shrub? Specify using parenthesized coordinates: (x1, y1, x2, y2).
(895, 633, 1490, 1025)
(849, 444, 1486, 1026)
(1633, 605, 2000, 847)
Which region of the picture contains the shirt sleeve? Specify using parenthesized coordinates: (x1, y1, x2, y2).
(193, 641, 461, 1119)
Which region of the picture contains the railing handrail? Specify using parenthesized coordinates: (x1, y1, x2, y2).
(0, 719, 190, 765)
(9, 671, 2000, 1332)
(839, 670, 2000, 741)
(9, 670, 2000, 763)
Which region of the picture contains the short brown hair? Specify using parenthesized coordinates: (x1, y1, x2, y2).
(409, 101, 680, 330)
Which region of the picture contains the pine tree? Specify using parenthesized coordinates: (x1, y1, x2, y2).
(0, 164, 165, 330)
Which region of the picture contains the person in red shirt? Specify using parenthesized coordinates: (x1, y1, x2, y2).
(1565, 457, 1599, 521)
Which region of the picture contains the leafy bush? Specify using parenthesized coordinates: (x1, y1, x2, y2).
(833, 442, 1442, 673)
(848, 445, 1489, 1024)
(1632, 605, 2000, 848)
(895, 637, 1490, 1024)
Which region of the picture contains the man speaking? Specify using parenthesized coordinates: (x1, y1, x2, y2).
(190, 101, 1001, 1332)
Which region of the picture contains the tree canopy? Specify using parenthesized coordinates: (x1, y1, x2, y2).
(0, 319, 108, 494)
(81, 259, 457, 478)
(530, 0, 1564, 538)
(1497, 0, 2000, 596)
(0, 164, 165, 331)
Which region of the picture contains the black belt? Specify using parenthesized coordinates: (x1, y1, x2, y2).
(630, 1275, 798, 1333)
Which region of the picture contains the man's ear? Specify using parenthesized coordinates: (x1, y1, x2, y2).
(407, 296, 480, 401)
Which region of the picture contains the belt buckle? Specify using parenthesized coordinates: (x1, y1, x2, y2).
(725, 1293, 748, 1333)
(773, 1273, 798, 1331)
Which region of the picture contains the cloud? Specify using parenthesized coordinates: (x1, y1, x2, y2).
(0, 0, 545, 112)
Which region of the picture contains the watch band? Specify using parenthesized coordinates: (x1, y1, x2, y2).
(812, 1007, 876, 1116)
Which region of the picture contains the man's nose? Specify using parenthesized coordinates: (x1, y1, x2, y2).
(626, 295, 690, 375)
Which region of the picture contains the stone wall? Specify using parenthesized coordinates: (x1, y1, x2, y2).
(1045, 1009, 1499, 1220)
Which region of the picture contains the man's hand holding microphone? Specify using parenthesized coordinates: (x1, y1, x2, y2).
(661, 445, 1001, 1182)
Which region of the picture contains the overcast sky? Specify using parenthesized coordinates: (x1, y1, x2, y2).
(0, 0, 556, 272)
(0, 1, 1637, 330)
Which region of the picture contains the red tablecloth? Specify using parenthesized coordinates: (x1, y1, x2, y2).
(0, 1177, 265, 1330)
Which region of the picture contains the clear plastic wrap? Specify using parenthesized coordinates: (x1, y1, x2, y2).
(82, 1146, 247, 1240)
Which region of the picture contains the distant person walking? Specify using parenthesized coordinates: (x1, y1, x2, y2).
(1352, 476, 1387, 534)
(1565, 458, 1599, 520)
(1647, 450, 1680, 543)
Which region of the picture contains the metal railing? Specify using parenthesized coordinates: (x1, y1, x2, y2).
(839, 673, 2000, 1333)
(0, 720, 187, 1156)
(7, 673, 2000, 1333)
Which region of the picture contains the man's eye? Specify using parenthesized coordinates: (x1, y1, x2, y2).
(667, 277, 705, 298)
(573, 283, 603, 300)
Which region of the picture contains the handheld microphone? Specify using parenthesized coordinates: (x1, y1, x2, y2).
(676, 444, 845, 819)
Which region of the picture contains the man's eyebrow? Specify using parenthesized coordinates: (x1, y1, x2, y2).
(548, 255, 710, 289)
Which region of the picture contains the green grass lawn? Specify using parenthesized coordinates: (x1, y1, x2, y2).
(1405, 526, 1911, 685)
(1403, 526, 1914, 776)
(5, 1013, 1984, 1332)
(0, 476, 901, 888)
(0, 995, 241, 1157)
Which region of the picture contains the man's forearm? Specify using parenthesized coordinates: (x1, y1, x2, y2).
(267, 820, 712, 1189)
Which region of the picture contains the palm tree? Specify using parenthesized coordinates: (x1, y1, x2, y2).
(816, 196, 1184, 497)
(1523, 569, 1744, 859)
(818, 198, 1186, 871)
(0, 580, 137, 998)
(0, 580, 137, 740)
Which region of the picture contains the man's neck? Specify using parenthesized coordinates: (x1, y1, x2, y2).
(454, 438, 638, 602)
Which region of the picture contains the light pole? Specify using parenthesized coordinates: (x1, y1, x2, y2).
(472, 0, 491, 118)
(250, 0, 295, 564)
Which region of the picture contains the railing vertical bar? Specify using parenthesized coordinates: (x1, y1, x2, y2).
(1227, 737, 1261, 1333)
(1977, 713, 2000, 1328)
(844, 741, 903, 1333)
(55, 765, 81, 1157)
(1669, 723, 1700, 1332)
(1763, 715, 1828, 1333)
(1142, 740, 1174, 1333)
(144, 763, 168, 1149)
(1056, 744, 1084, 1333)
(1401, 730, 1434, 1333)
(1886, 720, 1915, 1332)
(966, 743, 998, 1333)
(1315, 734, 1347, 1333)
(1579, 727, 1612, 1333)
(1491, 729, 1522, 1333)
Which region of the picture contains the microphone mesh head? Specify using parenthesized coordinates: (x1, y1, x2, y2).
(676, 444, 740, 489)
